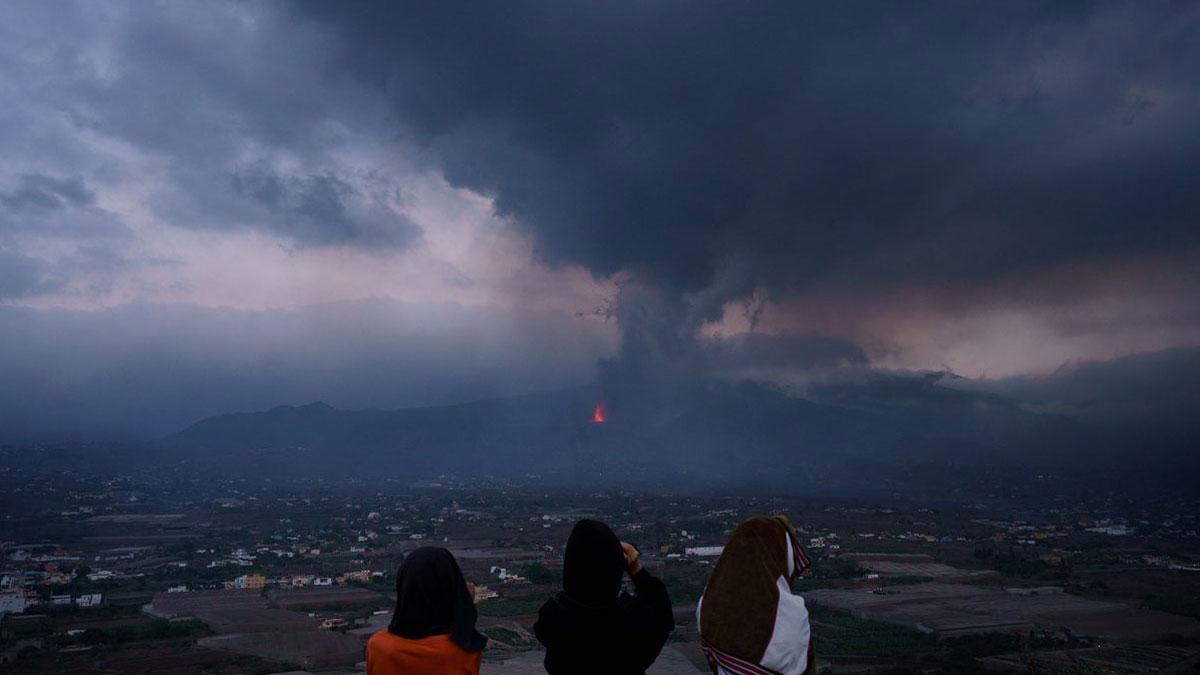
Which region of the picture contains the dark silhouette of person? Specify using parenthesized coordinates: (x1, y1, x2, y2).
(367, 547, 487, 675)
(534, 518, 675, 674)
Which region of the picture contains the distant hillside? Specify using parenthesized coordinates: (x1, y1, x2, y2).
(162, 387, 602, 477)
(157, 376, 1123, 491)
(3, 373, 1192, 498)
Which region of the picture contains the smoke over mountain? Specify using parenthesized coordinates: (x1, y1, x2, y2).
(0, 1, 1197, 469)
(291, 0, 1200, 435)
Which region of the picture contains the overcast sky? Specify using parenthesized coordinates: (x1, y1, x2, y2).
(1, 1, 1197, 440)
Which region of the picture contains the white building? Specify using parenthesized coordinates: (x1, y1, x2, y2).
(489, 566, 526, 583)
(0, 591, 26, 617)
(685, 546, 724, 557)
(75, 593, 102, 607)
(1087, 525, 1133, 536)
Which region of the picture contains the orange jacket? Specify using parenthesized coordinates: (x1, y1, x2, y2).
(366, 631, 482, 675)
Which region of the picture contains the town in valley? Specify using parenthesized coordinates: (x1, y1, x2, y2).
(2, 458, 1198, 673)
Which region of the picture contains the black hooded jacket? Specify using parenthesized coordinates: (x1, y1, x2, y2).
(534, 520, 675, 674)
(388, 546, 487, 653)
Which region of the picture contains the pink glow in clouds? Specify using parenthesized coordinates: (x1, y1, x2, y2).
(701, 252, 1200, 378)
(14, 170, 617, 319)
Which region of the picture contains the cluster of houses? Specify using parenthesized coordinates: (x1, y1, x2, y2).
(0, 589, 103, 618)
(0, 565, 116, 618)
(220, 569, 384, 591)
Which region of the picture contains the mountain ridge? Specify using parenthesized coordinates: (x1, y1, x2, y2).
(158, 377, 1120, 490)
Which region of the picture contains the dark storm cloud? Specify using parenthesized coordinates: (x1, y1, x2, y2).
(0, 171, 126, 241)
(0, 2, 418, 250)
(0, 173, 95, 211)
(701, 333, 867, 372)
(297, 1, 1200, 297)
(230, 164, 417, 248)
(963, 347, 1200, 424)
(0, 244, 174, 301)
(0, 250, 56, 299)
(1, 0, 1195, 448)
(952, 346, 1200, 458)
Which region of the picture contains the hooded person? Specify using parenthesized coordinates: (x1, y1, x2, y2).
(534, 518, 675, 674)
(367, 547, 487, 675)
(697, 516, 815, 675)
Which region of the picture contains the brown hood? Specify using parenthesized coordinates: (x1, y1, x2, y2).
(699, 515, 809, 662)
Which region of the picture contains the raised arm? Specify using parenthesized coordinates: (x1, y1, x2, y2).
(622, 542, 675, 669)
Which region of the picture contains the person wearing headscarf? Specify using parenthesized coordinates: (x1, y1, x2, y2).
(534, 518, 675, 674)
(367, 547, 487, 675)
(697, 515, 815, 675)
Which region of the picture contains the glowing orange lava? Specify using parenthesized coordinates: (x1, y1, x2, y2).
(592, 402, 607, 424)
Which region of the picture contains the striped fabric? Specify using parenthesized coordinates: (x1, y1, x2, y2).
(787, 531, 812, 582)
(701, 638, 784, 675)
